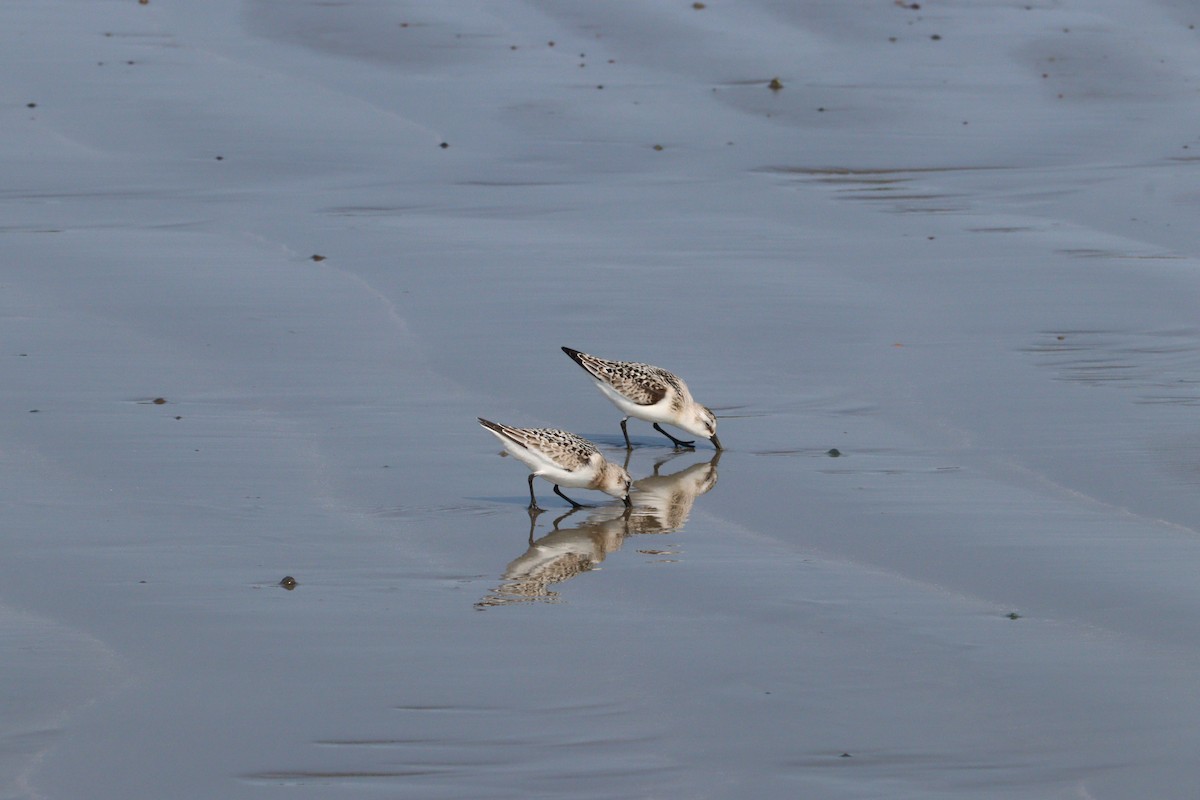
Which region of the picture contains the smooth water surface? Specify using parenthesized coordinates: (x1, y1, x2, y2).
(4, 1, 1200, 797)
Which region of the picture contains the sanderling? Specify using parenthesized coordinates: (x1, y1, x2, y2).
(561, 347, 723, 450)
(478, 418, 632, 510)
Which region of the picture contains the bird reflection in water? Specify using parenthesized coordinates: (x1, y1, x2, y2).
(476, 452, 720, 608)
(626, 450, 720, 535)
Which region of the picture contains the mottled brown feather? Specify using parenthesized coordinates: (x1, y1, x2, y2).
(565, 350, 684, 407)
(477, 418, 597, 471)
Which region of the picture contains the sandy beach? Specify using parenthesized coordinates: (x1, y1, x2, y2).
(4, 1, 1200, 797)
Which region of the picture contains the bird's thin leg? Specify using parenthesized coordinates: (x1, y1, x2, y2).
(527, 474, 542, 511)
(553, 484, 589, 508)
(653, 423, 696, 449)
(620, 417, 633, 449)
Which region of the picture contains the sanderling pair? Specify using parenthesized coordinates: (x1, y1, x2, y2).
(479, 348, 722, 510)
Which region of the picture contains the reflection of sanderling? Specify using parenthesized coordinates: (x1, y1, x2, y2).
(562, 347, 722, 450)
(478, 418, 632, 510)
(476, 506, 630, 608)
(629, 452, 720, 534)
(476, 453, 720, 607)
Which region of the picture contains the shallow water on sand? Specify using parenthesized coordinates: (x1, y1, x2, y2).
(5, 1, 1200, 798)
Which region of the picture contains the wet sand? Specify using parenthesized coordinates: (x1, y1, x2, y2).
(4, 1, 1200, 797)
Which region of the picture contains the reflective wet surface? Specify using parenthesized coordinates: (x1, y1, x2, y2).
(5, 1, 1200, 798)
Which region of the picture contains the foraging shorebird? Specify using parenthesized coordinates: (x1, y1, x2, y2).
(561, 347, 722, 450)
(478, 418, 632, 510)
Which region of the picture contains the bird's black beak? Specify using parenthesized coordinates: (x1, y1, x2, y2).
(710, 434, 723, 451)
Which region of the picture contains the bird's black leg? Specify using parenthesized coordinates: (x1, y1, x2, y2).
(653, 423, 696, 449)
(620, 418, 633, 449)
(553, 485, 589, 508)
(527, 474, 542, 511)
